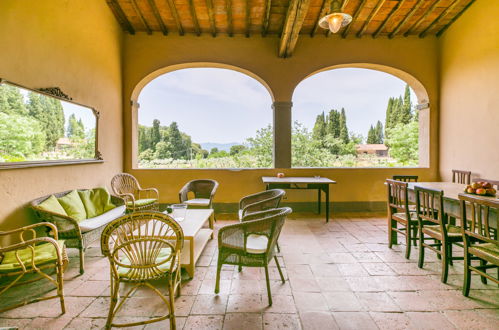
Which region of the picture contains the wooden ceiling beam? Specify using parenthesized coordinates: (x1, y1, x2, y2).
(326, 0, 350, 37)
(341, 0, 367, 38)
(226, 0, 234, 37)
(419, 0, 461, 38)
(206, 0, 217, 37)
(404, 0, 443, 37)
(373, 0, 407, 38)
(147, 0, 168, 35)
(436, 0, 475, 37)
(187, 0, 201, 36)
(278, 0, 311, 58)
(311, 0, 329, 37)
(262, 0, 272, 36)
(356, 0, 386, 38)
(107, 0, 135, 34)
(245, 0, 251, 37)
(388, 0, 424, 38)
(131, 0, 152, 34)
(164, 0, 184, 35)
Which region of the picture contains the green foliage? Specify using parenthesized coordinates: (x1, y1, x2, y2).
(385, 120, 419, 166)
(230, 144, 247, 155)
(0, 112, 45, 160)
(246, 124, 273, 167)
(27, 92, 65, 148)
(0, 84, 27, 116)
(67, 114, 85, 139)
(367, 121, 384, 144)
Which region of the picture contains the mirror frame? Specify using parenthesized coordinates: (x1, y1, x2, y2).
(0, 78, 103, 169)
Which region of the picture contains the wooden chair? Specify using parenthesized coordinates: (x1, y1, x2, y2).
(452, 169, 471, 184)
(459, 194, 499, 297)
(0, 222, 67, 313)
(392, 175, 418, 182)
(101, 211, 183, 329)
(415, 186, 463, 283)
(179, 179, 219, 209)
(386, 179, 418, 259)
(215, 207, 291, 306)
(238, 189, 285, 220)
(111, 173, 159, 212)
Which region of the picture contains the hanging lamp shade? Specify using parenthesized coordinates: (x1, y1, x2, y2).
(318, 0, 352, 33)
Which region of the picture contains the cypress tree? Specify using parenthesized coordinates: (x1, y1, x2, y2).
(401, 84, 412, 124)
(312, 112, 327, 142)
(328, 109, 340, 138)
(168, 122, 184, 159)
(339, 108, 349, 144)
(375, 120, 384, 144)
(366, 125, 376, 144)
(0, 84, 27, 115)
(151, 119, 161, 150)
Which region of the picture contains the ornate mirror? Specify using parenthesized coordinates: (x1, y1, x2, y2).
(0, 79, 102, 169)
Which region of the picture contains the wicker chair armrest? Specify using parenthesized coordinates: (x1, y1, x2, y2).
(0, 236, 62, 258)
(31, 208, 80, 233)
(117, 192, 135, 204)
(139, 187, 159, 200)
(0, 222, 59, 239)
(241, 198, 278, 218)
(239, 192, 264, 209)
(210, 182, 219, 199)
(179, 183, 190, 203)
(218, 219, 272, 251)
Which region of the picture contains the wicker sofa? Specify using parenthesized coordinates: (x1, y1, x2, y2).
(31, 188, 125, 274)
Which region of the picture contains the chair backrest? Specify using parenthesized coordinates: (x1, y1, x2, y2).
(472, 178, 499, 190)
(459, 193, 499, 245)
(101, 211, 184, 280)
(392, 175, 418, 182)
(240, 189, 286, 216)
(111, 173, 140, 195)
(415, 186, 446, 234)
(184, 179, 219, 199)
(452, 169, 471, 184)
(386, 179, 410, 216)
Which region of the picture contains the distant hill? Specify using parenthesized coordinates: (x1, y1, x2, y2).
(200, 142, 242, 152)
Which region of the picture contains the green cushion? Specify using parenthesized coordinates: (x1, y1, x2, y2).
(117, 247, 173, 278)
(126, 198, 157, 207)
(58, 190, 87, 222)
(36, 195, 68, 217)
(469, 242, 499, 264)
(78, 187, 116, 218)
(0, 240, 65, 273)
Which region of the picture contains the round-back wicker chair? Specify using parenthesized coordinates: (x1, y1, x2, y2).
(101, 211, 184, 329)
(111, 173, 159, 213)
(215, 207, 292, 306)
(238, 189, 286, 220)
(179, 179, 219, 209)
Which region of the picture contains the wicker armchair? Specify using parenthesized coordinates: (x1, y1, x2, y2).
(111, 173, 159, 212)
(215, 207, 292, 306)
(0, 222, 67, 313)
(101, 211, 184, 329)
(238, 189, 285, 220)
(179, 179, 219, 209)
(31, 190, 125, 274)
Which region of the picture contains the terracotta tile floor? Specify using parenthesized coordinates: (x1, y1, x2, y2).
(1, 213, 498, 329)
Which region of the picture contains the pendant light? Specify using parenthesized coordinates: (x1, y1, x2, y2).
(318, 0, 352, 34)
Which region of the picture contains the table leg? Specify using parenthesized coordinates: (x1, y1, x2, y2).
(210, 211, 215, 239)
(325, 185, 330, 223)
(317, 189, 321, 214)
(188, 238, 195, 278)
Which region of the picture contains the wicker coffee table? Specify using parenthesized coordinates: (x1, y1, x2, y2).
(171, 209, 214, 278)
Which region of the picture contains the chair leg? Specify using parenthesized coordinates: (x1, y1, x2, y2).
(168, 281, 176, 330)
(238, 265, 242, 272)
(274, 256, 285, 283)
(57, 263, 66, 314)
(463, 251, 471, 297)
(418, 230, 425, 269)
(106, 278, 119, 329)
(448, 243, 453, 266)
(79, 248, 85, 275)
(214, 259, 222, 294)
(441, 243, 449, 284)
(412, 226, 418, 246)
(480, 260, 488, 284)
(388, 219, 396, 249)
(405, 224, 411, 259)
(264, 264, 272, 306)
(276, 242, 281, 253)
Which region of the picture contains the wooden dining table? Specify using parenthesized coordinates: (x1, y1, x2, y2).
(406, 182, 498, 229)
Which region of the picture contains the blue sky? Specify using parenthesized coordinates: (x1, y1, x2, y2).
(138, 68, 415, 144)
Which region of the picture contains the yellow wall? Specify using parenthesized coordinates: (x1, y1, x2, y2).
(0, 0, 123, 230)
(439, 1, 499, 181)
(123, 35, 440, 206)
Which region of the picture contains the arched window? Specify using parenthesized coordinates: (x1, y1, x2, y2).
(136, 68, 273, 169)
(292, 67, 428, 168)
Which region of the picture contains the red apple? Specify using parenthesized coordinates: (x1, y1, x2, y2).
(481, 182, 492, 189)
(475, 188, 487, 195)
(466, 187, 476, 194)
(277, 173, 285, 178)
(486, 188, 497, 196)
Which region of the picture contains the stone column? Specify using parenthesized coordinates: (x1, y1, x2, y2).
(272, 101, 292, 168)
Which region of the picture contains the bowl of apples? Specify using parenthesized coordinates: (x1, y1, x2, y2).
(464, 182, 497, 197)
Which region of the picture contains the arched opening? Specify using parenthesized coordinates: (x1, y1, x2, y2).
(292, 65, 430, 168)
(132, 65, 274, 169)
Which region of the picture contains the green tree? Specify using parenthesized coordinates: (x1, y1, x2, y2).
(27, 92, 65, 149)
(400, 84, 412, 124)
(312, 112, 327, 142)
(366, 125, 376, 144)
(210, 147, 219, 155)
(154, 141, 172, 159)
(246, 124, 273, 167)
(339, 108, 349, 144)
(138, 125, 151, 152)
(168, 122, 185, 158)
(385, 120, 419, 165)
(0, 84, 27, 116)
(0, 112, 45, 160)
(375, 120, 384, 144)
(67, 114, 85, 139)
(327, 109, 341, 138)
(150, 119, 161, 150)
(230, 144, 247, 155)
